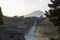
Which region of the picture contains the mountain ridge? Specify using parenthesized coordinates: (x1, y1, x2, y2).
(24, 10, 45, 17)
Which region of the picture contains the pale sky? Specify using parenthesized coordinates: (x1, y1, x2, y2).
(0, 0, 51, 17)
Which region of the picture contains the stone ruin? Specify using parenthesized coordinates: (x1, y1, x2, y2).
(0, 7, 25, 40)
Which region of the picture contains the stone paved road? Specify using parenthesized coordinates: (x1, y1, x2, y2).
(25, 25, 39, 40)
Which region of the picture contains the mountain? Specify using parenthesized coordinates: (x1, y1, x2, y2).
(24, 10, 45, 17)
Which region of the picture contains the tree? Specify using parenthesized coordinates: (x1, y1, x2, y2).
(0, 7, 4, 25)
(45, 0, 60, 39)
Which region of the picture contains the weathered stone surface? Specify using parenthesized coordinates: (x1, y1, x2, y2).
(0, 25, 7, 31)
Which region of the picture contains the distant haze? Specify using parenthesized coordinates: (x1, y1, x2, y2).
(24, 10, 46, 17)
(0, 0, 51, 17)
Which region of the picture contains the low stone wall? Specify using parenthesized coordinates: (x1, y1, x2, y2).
(0, 25, 25, 40)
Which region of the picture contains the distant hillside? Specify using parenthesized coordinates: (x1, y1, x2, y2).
(24, 10, 45, 17)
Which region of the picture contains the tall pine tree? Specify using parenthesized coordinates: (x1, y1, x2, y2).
(0, 7, 4, 25)
(45, 0, 60, 39)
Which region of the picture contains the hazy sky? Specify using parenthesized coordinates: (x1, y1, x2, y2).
(0, 0, 51, 17)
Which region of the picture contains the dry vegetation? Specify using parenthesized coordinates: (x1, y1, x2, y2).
(35, 26, 58, 39)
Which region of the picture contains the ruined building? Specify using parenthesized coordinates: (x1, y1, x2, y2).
(0, 7, 25, 40)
